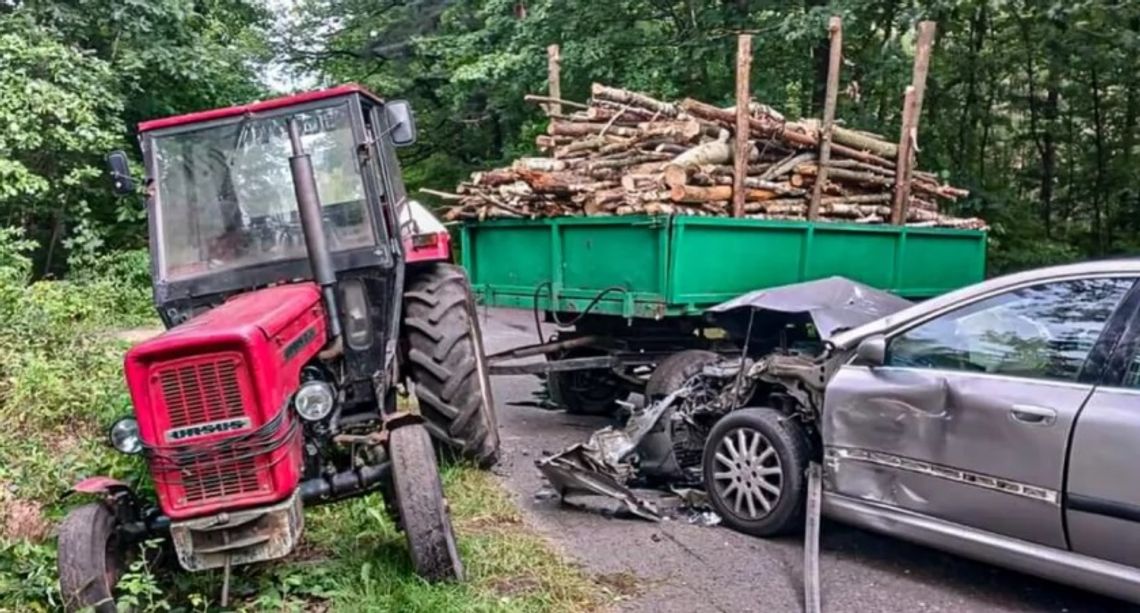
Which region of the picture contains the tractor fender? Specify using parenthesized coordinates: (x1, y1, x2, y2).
(70, 476, 131, 496)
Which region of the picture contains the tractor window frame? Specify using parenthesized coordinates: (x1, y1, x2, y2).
(143, 93, 395, 305)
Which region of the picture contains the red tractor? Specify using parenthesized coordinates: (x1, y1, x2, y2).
(57, 85, 499, 610)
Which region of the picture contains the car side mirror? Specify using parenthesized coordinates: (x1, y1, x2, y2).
(106, 150, 135, 196)
(384, 100, 417, 147)
(856, 336, 886, 366)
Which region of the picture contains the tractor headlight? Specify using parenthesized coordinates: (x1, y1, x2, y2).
(294, 381, 336, 421)
(109, 416, 142, 455)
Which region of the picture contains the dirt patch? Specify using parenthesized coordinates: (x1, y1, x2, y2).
(594, 571, 641, 598)
(108, 327, 164, 345)
(0, 485, 50, 542)
(458, 513, 523, 534)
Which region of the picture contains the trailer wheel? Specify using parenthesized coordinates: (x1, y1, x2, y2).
(547, 348, 630, 416)
(404, 263, 500, 467)
(389, 423, 464, 582)
(645, 349, 720, 400)
(703, 408, 809, 536)
(58, 503, 128, 613)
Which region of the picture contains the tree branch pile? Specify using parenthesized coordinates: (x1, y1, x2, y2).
(436, 84, 984, 229)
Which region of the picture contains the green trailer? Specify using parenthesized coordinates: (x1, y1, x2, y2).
(461, 215, 986, 414)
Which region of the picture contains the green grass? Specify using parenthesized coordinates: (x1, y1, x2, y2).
(0, 243, 608, 612)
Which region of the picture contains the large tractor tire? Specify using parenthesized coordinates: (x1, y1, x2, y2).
(388, 423, 464, 581)
(404, 263, 500, 467)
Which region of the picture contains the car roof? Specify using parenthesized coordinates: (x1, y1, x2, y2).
(137, 84, 383, 133)
(830, 258, 1140, 349)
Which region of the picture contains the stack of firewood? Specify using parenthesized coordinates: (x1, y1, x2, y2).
(432, 84, 984, 229)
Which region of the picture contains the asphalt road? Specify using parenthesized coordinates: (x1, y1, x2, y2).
(479, 308, 1136, 613)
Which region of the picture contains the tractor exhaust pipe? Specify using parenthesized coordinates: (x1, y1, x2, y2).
(286, 118, 343, 345)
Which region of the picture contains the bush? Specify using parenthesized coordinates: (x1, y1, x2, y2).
(0, 228, 155, 609)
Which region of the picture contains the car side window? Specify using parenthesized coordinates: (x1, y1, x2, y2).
(886, 278, 1133, 382)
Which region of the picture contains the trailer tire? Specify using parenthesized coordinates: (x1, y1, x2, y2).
(703, 408, 810, 536)
(645, 349, 720, 400)
(547, 347, 630, 416)
(404, 263, 500, 467)
(389, 423, 464, 582)
(58, 503, 126, 613)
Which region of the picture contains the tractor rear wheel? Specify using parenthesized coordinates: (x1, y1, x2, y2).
(388, 423, 464, 582)
(58, 503, 127, 613)
(404, 263, 500, 467)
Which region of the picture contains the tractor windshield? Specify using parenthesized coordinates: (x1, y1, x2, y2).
(150, 102, 374, 281)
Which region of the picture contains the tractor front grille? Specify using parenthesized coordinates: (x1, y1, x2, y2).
(157, 356, 246, 428)
(152, 353, 266, 506)
(181, 449, 263, 504)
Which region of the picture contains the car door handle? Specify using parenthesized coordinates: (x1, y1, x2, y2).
(1010, 404, 1057, 427)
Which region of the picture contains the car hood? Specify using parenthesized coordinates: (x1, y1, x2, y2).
(707, 276, 913, 342)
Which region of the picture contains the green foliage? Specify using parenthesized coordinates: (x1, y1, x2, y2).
(0, 0, 273, 277)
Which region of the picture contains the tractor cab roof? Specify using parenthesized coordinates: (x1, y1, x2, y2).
(137, 84, 384, 133)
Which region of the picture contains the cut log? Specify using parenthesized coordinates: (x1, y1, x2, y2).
(548, 122, 641, 138)
(472, 169, 519, 187)
(525, 94, 588, 111)
(663, 164, 692, 188)
(513, 158, 567, 172)
(637, 119, 705, 141)
(760, 152, 817, 181)
(591, 83, 678, 117)
(671, 137, 732, 167)
(670, 184, 733, 203)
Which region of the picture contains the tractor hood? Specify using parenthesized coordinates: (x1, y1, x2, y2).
(130, 283, 325, 359)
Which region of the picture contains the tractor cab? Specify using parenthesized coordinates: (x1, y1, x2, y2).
(125, 85, 412, 323)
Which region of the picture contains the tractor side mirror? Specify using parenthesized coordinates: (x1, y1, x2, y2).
(384, 100, 417, 147)
(106, 150, 135, 197)
(855, 335, 886, 367)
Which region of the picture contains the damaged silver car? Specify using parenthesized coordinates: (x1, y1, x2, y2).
(545, 264, 1140, 602)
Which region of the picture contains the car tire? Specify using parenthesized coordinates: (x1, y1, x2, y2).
(404, 263, 500, 467)
(703, 408, 809, 536)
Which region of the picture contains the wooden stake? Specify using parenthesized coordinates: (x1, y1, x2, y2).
(891, 21, 936, 225)
(547, 44, 561, 116)
(732, 34, 752, 218)
(808, 17, 843, 220)
(909, 21, 936, 124)
(891, 86, 917, 224)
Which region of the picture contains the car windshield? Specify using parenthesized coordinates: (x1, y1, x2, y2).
(150, 102, 374, 281)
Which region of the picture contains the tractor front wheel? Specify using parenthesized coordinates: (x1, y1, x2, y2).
(58, 503, 128, 613)
(404, 263, 500, 467)
(388, 423, 464, 582)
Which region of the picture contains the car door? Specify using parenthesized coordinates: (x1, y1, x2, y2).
(822, 277, 1135, 549)
(1066, 286, 1140, 567)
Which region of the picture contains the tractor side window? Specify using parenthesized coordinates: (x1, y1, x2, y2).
(886, 278, 1132, 382)
(153, 102, 375, 281)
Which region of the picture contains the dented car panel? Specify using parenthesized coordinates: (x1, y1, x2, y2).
(813, 261, 1140, 601)
(821, 366, 1090, 548)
